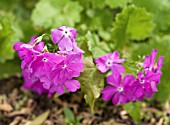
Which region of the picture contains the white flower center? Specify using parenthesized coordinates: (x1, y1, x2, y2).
(106, 60, 112, 67)
(62, 64, 67, 69)
(62, 29, 70, 37)
(42, 58, 48, 62)
(117, 87, 123, 92)
(140, 80, 145, 84)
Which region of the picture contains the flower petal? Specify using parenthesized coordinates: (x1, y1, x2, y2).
(101, 86, 116, 101)
(111, 64, 125, 73)
(64, 80, 80, 92)
(107, 73, 121, 87)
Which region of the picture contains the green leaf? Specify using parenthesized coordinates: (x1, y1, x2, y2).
(28, 110, 50, 125)
(85, 8, 113, 31)
(0, 12, 23, 63)
(31, 0, 83, 29)
(64, 107, 75, 124)
(0, 57, 21, 79)
(131, 35, 170, 102)
(112, 5, 154, 48)
(91, 0, 106, 9)
(123, 102, 141, 122)
(78, 57, 105, 110)
(86, 31, 112, 58)
(133, 0, 170, 33)
(105, 0, 132, 9)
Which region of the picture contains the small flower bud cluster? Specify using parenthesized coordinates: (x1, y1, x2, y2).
(95, 49, 164, 105)
(13, 26, 84, 97)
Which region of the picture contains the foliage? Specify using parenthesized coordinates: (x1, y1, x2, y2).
(27, 110, 50, 125)
(78, 57, 104, 110)
(123, 102, 141, 122)
(112, 5, 154, 48)
(1, 0, 170, 122)
(31, 0, 83, 29)
(64, 107, 82, 125)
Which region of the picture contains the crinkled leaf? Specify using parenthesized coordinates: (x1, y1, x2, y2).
(105, 0, 132, 9)
(112, 5, 154, 48)
(85, 9, 113, 31)
(0, 12, 23, 63)
(131, 35, 170, 102)
(86, 31, 112, 58)
(123, 102, 141, 122)
(78, 57, 105, 110)
(31, 0, 83, 29)
(133, 0, 170, 32)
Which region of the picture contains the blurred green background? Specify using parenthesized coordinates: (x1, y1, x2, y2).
(0, 0, 170, 122)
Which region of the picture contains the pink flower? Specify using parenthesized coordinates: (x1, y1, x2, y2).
(144, 49, 164, 78)
(51, 26, 77, 51)
(95, 51, 125, 73)
(101, 73, 135, 105)
(51, 54, 84, 85)
(29, 52, 64, 77)
(132, 71, 161, 101)
(13, 36, 45, 69)
(13, 27, 84, 97)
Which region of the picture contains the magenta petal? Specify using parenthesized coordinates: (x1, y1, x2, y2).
(58, 36, 73, 51)
(29, 35, 37, 44)
(143, 55, 150, 68)
(33, 42, 44, 52)
(111, 51, 119, 59)
(107, 73, 121, 87)
(13, 42, 23, 51)
(145, 71, 160, 82)
(68, 27, 77, 40)
(40, 76, 52, 89)
(144, 82, 152, 92)
(122, 74, 135, 86)
(119, 94, 128, 104)
(101, 86, 116, 101)
(111, 64, 125, 73)
(157, 56, 164, 71)
(51, 29, 63, 44)
(150, 49, 157, 66)
(112, 92, 119, 105)
(72, 41, 84, 54)
(144, 91, 153, 98)
(135, 85, 144, 98)
(137, 72, 144, 81)
(56, 83, 65, 95)
(65, 80, 80, 92)
(95, 58, 110, 73)
(150, 82, 158, 92)
(50, 84, 65, 95)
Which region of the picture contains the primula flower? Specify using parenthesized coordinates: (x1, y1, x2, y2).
(51, 54, 84, 85)
(132, 71, 161, 101)
(101, 73, 135, 105)
(144, 49, 164, 76)
(57, 41, 84, 55)
(22, 68, 47, 95)
(14, 26, 84, 97)
(95, 51, 125, 73)
(51, 26, 77, 51)
(13, 37, 45, 69)
(29, 52, 64, 77)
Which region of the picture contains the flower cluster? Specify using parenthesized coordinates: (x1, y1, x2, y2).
(13, 26, 84, 97)
(95, 49, 164, 105)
